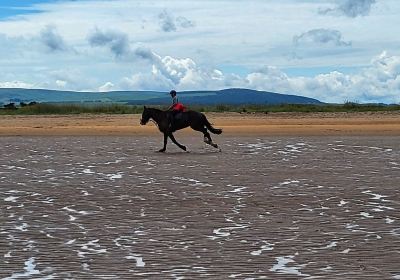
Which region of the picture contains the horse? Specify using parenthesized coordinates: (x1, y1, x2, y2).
(140, 106, 222, 152)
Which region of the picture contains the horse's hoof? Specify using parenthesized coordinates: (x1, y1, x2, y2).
(158, 149, 166, 153)
(181, 146, 187, 151)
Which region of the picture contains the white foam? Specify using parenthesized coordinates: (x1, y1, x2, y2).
(386, 218, 395, 224)
(66, 239, 76, 245)
(360, 212, 374, 218)
(279, 180, 300, 186)
(126, 255, 145, 267)
(338, 200, 348, 206)
(213, 228, 230, 238)
(108, 173, 123, 180)
(78, 239, 107, 258)
(173, 176, 212, 187)
(15, 223, 28, 231)
(4, 196, 18, 202)
(229, 186, 247, 193)
(62, 206, 91, 215)
(270, 255, 309, 277)
(363, 190, 388, 200)
(340, 248, 350, 254)
(104, 159, 122, 165)
(250, 241, 274, 255)
(390, 228, 400, 237)
(83, 169, 94, 174)
(3, 257, 40, 279)
(210, 222, 249, 240)
(324, 241, 337, 249)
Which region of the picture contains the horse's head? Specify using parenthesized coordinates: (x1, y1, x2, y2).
(140, 106, 150, 125)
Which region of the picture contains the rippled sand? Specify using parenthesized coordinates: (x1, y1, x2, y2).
(1, 136, 399, 279)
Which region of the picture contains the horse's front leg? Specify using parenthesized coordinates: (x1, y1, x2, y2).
(159, 133, 168, 152)
(169, 133, 187, 151)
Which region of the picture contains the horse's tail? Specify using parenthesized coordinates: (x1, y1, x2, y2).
(203, 114, 222, 134)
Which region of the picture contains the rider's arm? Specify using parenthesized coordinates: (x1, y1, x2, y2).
(168, 96, 178, 110)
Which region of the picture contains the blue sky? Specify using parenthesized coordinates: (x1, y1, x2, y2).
(0, 0, 50, 18)
(0, 0, 400, 103)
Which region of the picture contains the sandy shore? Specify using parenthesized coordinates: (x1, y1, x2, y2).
(1, 111, 400, 136)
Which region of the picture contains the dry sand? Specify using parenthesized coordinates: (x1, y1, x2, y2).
(0, 111, 400, 136)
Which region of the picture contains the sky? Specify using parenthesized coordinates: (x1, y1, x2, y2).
(0, 0, 400, 103)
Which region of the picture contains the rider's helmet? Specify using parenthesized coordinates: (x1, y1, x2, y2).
(169, 90, 177, 97)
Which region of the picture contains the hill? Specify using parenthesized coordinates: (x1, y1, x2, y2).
(0, 88, 322, 105)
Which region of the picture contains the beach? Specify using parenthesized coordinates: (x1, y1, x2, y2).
(1, 111, 400, 136)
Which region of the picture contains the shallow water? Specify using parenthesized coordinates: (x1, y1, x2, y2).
(1, 136, 399, 279)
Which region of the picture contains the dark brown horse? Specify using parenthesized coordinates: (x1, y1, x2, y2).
(140, 106, 222, 152)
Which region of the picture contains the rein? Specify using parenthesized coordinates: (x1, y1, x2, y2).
(150, 119, 158, 128)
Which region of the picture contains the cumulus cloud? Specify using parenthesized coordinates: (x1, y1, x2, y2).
(243, 52, 400, 104)
(39, 25, 69, 52)
(158, 10, 195, 32)
(319, 0, 376, 18)
(99, 49, 400, 103)
(119, 47, 235, 91)
(2, 51, 399, 103)
(88, 28, 132, 58)
(99, 82, 115, 92)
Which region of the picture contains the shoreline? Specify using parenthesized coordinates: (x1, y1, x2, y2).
(1, 111, 400, 136)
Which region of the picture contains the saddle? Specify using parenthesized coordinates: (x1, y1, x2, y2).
(169, 111, 188, 128)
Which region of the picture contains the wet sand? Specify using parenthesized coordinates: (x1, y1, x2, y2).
(1, 135, 400, 279)
(0, 111, 400, 136)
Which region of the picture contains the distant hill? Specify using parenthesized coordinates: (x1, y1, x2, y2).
(0, 88, 322, 105)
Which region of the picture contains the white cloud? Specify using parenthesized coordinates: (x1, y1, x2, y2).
(292, 28, 352, 59)
(39, 25, 70, 52)
(1, 50, 400, 103)
(294, 29, 351, 47)
(0, 81, 35, 89)
(158, 10, 195, 32)
(320, 0, 376, 18)
(243, 52, 400, 103)
(88, 28, 132, 59)
(0, 0, 399, 104)
(120, 52, 227, 91)
(99, 82, 115, 92)
(55, 80, 67, 88)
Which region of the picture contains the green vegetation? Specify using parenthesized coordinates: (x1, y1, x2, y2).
(0, 103, 144, 115)
(189, 102, 400, 113)
(1, 102, 400, 115)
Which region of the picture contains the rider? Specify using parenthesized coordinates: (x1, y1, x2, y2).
(168, 89, 185, 129)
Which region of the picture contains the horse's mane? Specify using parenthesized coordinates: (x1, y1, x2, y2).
(146, 107, 164, 113)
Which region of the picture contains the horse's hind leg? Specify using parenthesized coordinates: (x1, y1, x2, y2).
(192, 125, 218, 149)
(168, 133, 187, 151)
